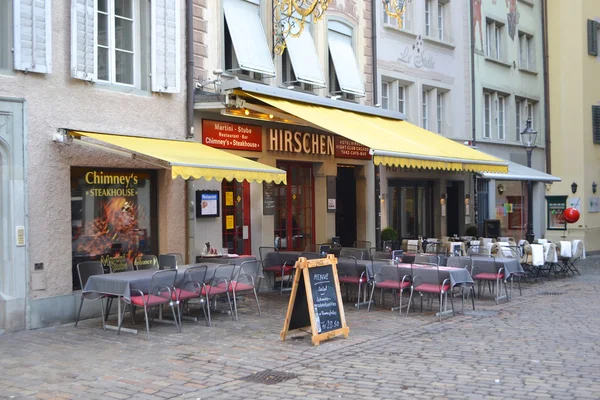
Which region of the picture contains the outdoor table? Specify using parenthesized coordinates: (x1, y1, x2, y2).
(401, 253, 417, 264)
(196, 255, 257, 265)
(400, 253, 448, 266)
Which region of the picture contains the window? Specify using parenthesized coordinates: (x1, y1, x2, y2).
(422, 90, 429, 130)
(519, 32, 535, 70)
(425, 0, 431, 37)
(494, 25, 501, 60)
(516, 100, 522, 140)
(283, 15, 325, 89)
(328, 22, 365, 97)
(0, 1, 12, 70)
(527, 101, 534, 129)
(437, 92, 443, 134)
(381, 82, 390, 110)
(398, 85, 406, 114)
(486, 20, 504, 60)
(383, 3, 409, 29)
(97, 0, 136, 85)
(588, 19, 600, 56)
(483, 93, 491, 138)
(437, 2, 444, 41)
(497, 96, 505, 140)
(593, 106, 600, 144)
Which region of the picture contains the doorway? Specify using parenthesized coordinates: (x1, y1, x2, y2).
(389, 180, 433, 239)
(446, 181, 463, 237)
(274, 162, 314, 251)
(221, 179, 251, 255)
(335, 165, 357, 247)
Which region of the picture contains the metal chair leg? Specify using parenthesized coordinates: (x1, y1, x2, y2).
(406, 288, 414, 317)
(143, 306, 150, 339)
(368, 284, 376, 312)
(99, 298, 106, 331)
(75, 296, 84, 327)
(253, 288, 261, 316)
(232, 289, 238, 321)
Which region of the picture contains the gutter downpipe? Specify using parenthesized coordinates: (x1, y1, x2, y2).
(541, 0, 552, 173)
(185, 0, 194, 262)
(469, 0, 479, 232)
(373, 0, 382, 250)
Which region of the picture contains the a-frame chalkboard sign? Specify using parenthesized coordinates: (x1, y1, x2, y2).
(280, 254, 349, 346)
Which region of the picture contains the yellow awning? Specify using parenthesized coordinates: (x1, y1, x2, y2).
(243, 92, 508, 174)
(70, 131, 286, 184)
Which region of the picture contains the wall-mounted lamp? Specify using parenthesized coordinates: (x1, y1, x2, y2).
(464, 194, 470, 206)
(593, 181, 597, 194)
(571, 181, 578, 194)
(440, 194, 446, 205)
(545, 183, 552, 192)
(497, 183, 505, 195)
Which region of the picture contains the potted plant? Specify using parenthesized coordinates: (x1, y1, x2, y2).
(381, 228, 399, 250)
(465, 225, 478, 237)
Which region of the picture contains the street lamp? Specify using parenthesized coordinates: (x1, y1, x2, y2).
(520, 119, 537, 243)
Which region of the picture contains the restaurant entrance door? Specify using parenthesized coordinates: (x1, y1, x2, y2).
(389, 180, 434, 239)
(335, 165, 357, 247)
(221, 180, 251, 255)
(274, 162, 314, 251)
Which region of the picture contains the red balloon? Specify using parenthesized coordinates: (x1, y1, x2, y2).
(563, 207, 580, 223)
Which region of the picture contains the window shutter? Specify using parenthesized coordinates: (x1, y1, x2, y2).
(588, 19, 598, 56)
(13, 0, 52, 73)
(151, 0, 181, 93)
(593, 106, 600, 144)
(70, 0, 96, 81)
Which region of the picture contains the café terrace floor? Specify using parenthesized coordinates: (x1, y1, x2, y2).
(1, 259, 600, 400)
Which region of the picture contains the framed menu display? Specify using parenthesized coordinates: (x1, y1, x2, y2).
(196, 190, 220, 218)
(546, 195, 567, 231)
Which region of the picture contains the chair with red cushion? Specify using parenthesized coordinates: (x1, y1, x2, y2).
(74, 261, 106, 329)
(173, 265, 208, 327)
(230, 260, 261, 321)
(259, 246, 296, 294)
(367, 262, 410, 316)
(119, 269, 179, 339)
(337, 252, 368, 310)
(202, 264, 236, 326)
(407, 263, 454, 321)
(471, 257, 508, 304)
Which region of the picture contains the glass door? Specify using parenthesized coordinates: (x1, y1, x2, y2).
(274, 163, 314, 250)
(221, 180, 251, 255)
(389, 180, 433, 239)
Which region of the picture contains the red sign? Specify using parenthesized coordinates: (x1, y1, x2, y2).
(334, 136, 371, 160)
(202, 120, 262, 152)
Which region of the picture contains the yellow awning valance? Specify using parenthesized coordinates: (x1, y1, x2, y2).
(69, 131, 286, 184)
(243, 92, 508, 174)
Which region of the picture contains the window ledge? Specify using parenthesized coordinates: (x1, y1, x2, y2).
(383, 24, 418, 39)
(485, 57, 513, 68)
(92, 82, 153, 97)
(423, 36, 456, 50)
(0, 68, 16, 77)
(517, 0, 534, 7)
(518, 67, 538, 76)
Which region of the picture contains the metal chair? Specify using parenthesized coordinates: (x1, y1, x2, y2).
(108, 259, 134, 273)
(340, 247, 366, 260)
(259, 246, 295, 294)
(74, 261, 106, 329)
(415, 254, 440, 265)
(470, 257, 508, 304)
(134, 254, 159, 271)
(166, 252, 184, 266)
(446, 256, 473, 271)
(304, 243, 330, 254)
(407, 263, 454, 321)
(172, 265, 208, 327)
(120, 269, 180, 339)
(337, 255, 367, 309)
(230, 260, 262, 321)
(202, 264, 236, 326)
(391, 250, 404, 261)
(353, 240, 372, 249)
(368, 262, 410, 316)
(371, 249, 392, 261)
(158, 254, 177, 270)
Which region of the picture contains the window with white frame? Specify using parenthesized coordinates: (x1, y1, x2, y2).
(483, 93, 491, 138)
(486, 20, 504, 61)
(398, 85, 406, 114)
(437, 2, 444, 41)
(328, 21, 365, 98)
(497, 96, 505, 140)
(425, 0, 431, 37)
(437, 92, 444, 134)
(516, 99, 522, 140)
(381, 81, 390, 110)
(518, 32, 535, 70)
(383, 2, 410, 29)
(97, 0, 136, 85)
(422, 89, 429, 129)
(527, 101, 534, 129)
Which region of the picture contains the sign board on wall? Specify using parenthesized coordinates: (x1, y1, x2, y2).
(196, 190, 220, 218)
(268, 129, 370, 160)
(327, 175, 336, 213)
(202, 120, 262, 152)
(546, 195, 567, 231)
(263, 182, 276, 215)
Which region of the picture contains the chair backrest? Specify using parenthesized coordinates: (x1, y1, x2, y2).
(148, 269, 178, 298)
(572, 240, 584, 258)
(415, 254, 439, 265)
(259, 246, 278, 262)
(134, 254, 159, 271)
(166, 252, 184, 266)
(373, 263, 401, 285)
(158, 254, 177, 270)
(109, 258, 134, 273)
(207, 264, 237, 294)
(339, 248, 365, 260)
(178, 265, 208, 293)
(234, 260, 262, 289)
(530, 244, 545, 267)
(371, 250, 391, 261)
(500, 245, 520, 259)
(77, 261, 104, 289)
(352, 240, 372, 249)
(391, 250, 403, 261)
(446, 256, 473, 270)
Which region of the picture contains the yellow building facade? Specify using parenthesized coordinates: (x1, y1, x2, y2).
(546, 1, 600, 251)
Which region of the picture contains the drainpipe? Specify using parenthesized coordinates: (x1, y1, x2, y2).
(541, 0, 552, 173)
(469, 0, 479, 231)
(186, 0, 194, 140)
(372, 0, 382, 250)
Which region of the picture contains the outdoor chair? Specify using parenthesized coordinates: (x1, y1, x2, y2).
(120, 269, 179, 339)
(166, 253, 184, 266)
(391, 250, 404, 262)
(543, 242, 559, 276)
(337, 254, 367, 309)
(407, 263, 454, 321)
(172, 265, 208, 327)
(74, 261, 106, 329)
(105, 259, 134, 320)
(470, 257, 508, 304)
(134, 254, 159, 271)
(522, 244, 545, 282)
(230, 260, 262, 321)
(304, 243, 330, 255)
(259, 246, 295, 294)
(353, 240, 372, 249)
(415, 254, 440, 265)
(567, 240, 584, 275)
(202, 264, 236, 326)
(158, 254, 177, 270)
(371, 250, 392, 261)
(340, 247, 366, 260)
(446, 256, 473, 271)
(368, 263, 410, 316)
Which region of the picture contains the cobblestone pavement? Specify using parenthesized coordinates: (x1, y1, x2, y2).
(1, 258, 600, 400)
